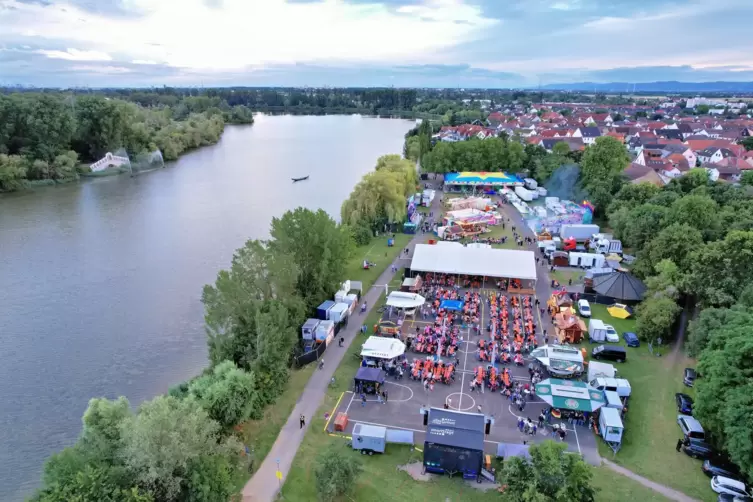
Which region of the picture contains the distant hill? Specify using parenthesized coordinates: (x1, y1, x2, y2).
(540, 81, 753, 94)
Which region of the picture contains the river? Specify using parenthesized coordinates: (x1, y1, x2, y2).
(0, 114, 414, 501)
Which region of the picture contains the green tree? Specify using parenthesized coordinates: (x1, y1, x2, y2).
(404, 135, 421, 162)
(609, 204, 669, 250)
(33, 466, 152, 502)
(689, 231, 753, 307)
(498, 441, 596, 502)
(741, 170, 753, 186)
(608, 182, 661, 214)
(740, 137, 753, 151)
(667, 194, 721, 240)
(80, 397, 132, 465)
(0, 153, 27, 191)
(552, 141, 570, 157)
(119, 396, 243, 502)
(579, 136, 630, 212)
(202, 239, 303, 369)
(633, 223, 703, 279)
(635, 295, 680, 344)
(686, 306, 738, 357)
(694, 307, 753, 480)
(314, 446, 362, 501)
(269, 208, 352, 312)
(644, 259, 682, 301)
(188, 360, 260, 427)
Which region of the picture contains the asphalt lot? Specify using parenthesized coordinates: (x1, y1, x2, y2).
(330, 287, 599, 463)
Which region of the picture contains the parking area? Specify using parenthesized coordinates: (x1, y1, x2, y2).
(329, 286, 600, 464)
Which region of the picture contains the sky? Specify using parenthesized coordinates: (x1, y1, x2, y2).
(1, 0, 753, 88)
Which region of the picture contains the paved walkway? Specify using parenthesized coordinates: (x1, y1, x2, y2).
(602, 459, 701, 502)
(242, 179, 442, 502)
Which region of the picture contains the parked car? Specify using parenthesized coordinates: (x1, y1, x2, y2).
(604, 324, 620, 343)
(676, 393, 694, 415)
(678, 415, 706, 440)
(578, 299, 591, 317)
(711, 476, 752, 498)
(717, 494, 753, 502)
(684, 368, 697, 387)
(623, 331, 640, 347)
(683, 438, 716, 460)
(592, 345, 627, 363)
(704, 459, 741, 480)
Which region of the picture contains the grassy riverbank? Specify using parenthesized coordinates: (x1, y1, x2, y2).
(232, 232, 412, 492)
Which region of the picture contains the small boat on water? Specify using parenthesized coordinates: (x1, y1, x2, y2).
(292, 176, 309, 182)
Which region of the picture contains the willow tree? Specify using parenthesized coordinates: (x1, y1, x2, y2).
(341, 154, 416, 233)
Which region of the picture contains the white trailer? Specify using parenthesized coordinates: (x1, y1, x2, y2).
(422, 189, 436, 207)
(569, 252, 605, 268)
(514, 186, 533, 202)
(560, 224, 600, 242)
(599, 407, 624, 444)
(588, 319, 607, 343)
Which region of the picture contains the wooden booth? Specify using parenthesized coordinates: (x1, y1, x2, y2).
(554, 312, 586, 344)
(547, 292, 573, 314)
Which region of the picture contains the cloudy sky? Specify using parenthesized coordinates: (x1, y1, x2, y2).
(1, 0, 752, 88)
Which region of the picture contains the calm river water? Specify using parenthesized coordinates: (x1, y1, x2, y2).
(0, 114, 414, 501)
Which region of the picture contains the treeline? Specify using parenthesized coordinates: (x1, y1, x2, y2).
(421, 137, 527, 174)
(32, 207, 354, 502)
(603, 170, 753, 480)
(340, 154, 418, 244)
(0, 92, 253, 192)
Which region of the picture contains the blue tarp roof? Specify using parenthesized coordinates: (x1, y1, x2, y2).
(440, 300, 464, 311)
(354, 367, 385, 384)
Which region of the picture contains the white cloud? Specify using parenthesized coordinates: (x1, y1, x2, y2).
(132, 59, 158, 65)
(36, 48, 112, 61)
(550, 1, 579, 11)
(70, 65, 132, 73)
(1, 0, 497, 70)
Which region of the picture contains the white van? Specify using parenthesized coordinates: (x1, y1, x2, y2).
(589, 377, 631, 398)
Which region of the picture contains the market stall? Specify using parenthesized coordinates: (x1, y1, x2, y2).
(534, 378, 606, 413)
(354, 367, 386, 395)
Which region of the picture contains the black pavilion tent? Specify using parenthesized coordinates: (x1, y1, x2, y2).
(591, 270, 647, 302)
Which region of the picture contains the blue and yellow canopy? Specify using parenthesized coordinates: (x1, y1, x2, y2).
(444, 172, 523, 186)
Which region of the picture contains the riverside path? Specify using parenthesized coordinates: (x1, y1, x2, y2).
(242, 177, 442, 502)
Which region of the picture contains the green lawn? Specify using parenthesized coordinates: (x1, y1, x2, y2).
(552, 268, 585, 286)
(582, 304, 713, 501)
(591, 466, 671, 502)
(343, 233, 413, 291)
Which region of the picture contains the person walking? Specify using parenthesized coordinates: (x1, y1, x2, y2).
(383, 390, 389, 403)
(676, 438, 683, 452)
(299, 414, 306, 429)
(361, 394, 367, 407)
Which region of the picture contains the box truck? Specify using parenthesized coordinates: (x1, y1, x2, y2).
(560, 224, 600, 242)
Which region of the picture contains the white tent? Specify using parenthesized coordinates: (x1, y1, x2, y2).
(447, 208, 485, 220)
(360, 336, 406, 360)
(410, 244, 537, 281)
(386, 291, 426, 309)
